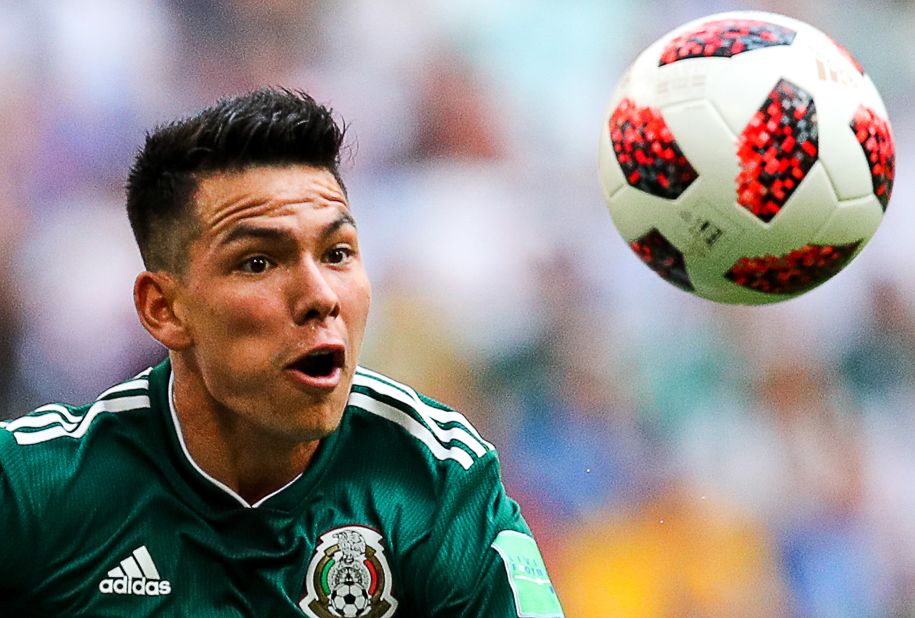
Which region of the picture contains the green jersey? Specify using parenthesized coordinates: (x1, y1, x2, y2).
(0, 359, 563, 617)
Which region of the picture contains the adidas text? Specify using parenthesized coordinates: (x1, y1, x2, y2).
(99, 577, 172, 596)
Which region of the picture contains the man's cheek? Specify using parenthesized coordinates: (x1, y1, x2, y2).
(219, 301, 277, 333)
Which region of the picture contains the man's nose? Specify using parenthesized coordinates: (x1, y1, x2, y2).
(291, 259, 340, 324)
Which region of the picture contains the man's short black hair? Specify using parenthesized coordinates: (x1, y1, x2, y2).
(126, 87, 347, 272)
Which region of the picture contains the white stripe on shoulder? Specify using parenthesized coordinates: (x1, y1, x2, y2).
(3, 370, 153, 442)
(3, 407, 80, 433)
(351, 374, 489, 457)
(353, 367, 494, 453)
(348, 392, 476, 470)
(96, 376, 150, 400)
(3, 404, 83, 433)
(8, 395, 150, 445)
(355, 367, 494, 450)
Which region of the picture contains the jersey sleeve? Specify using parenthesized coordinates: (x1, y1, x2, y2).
(410, 450, 565, 617)
(0, 430, 40, 607)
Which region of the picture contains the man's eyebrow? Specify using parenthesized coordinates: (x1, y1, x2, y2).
(219, 212, 357, 247)
(326, 211, 357, 236)
(220, 224, 295, 247)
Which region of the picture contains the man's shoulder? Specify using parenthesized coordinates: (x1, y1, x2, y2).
(346, 366, 497, 474)
(0, 367, 159, 479)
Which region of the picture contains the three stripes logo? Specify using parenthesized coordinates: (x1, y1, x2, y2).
(0, 369, 152, 446)
(98, 546, 172, 596)
(349, 367, 493, 471)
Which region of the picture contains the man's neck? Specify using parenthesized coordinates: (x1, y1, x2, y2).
(168, 357, 319, 506)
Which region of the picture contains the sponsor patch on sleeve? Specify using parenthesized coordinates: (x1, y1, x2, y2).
(491, 530, 564, 617)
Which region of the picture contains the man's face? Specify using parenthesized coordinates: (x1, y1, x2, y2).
(173, 164, 371, 443)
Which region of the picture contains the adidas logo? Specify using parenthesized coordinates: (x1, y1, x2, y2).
(98, 545, 172, 596)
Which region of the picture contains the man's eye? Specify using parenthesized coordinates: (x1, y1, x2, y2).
(327, 246, 354, 265)
(239, 256, 272, 273)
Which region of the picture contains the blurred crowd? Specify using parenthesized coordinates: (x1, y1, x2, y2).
(2, 0, 914, 615)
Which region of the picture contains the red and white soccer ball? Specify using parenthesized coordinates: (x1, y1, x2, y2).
(599, 11, 894, 304)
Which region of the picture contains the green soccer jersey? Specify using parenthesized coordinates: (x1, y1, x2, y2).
(0, 359, 564, 617)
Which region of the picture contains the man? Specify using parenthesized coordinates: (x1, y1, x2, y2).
(0, 88, 564, 617)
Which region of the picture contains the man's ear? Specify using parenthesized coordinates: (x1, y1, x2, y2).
(134, 271, 193, 351)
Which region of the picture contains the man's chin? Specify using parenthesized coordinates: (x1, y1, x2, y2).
(256, 384, 350, 442)
(289, 422, 340, 443)
(272, 407, 345, 444)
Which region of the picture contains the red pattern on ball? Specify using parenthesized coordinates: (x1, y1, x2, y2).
(726, 241, 861, 295)
(659, 19, 796, 66)
(851, 105, 894, 210)
(828, 36, 865, 75)
(629, 228, 693, 291)
(737, 79, 817, 223)
(610, 98, 698, 200)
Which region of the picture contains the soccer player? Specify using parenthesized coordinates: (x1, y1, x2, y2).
(0, 88, 564, 617)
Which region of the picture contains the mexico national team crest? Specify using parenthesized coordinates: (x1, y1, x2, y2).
(299, 525, 398, 618)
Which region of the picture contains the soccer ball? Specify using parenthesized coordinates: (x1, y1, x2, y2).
(599, 11, 894, 304)
(329, 582, 370, 617)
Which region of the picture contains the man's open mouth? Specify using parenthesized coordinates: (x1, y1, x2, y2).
(287, 347, 346, 380)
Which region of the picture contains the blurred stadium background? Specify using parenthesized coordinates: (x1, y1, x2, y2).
(1, 0, 914, 615)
